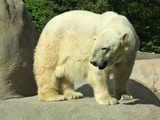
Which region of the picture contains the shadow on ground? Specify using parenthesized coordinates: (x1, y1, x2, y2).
(127, 79, 160, 107)
(76, 79, 160, 107)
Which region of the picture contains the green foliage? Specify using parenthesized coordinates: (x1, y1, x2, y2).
(108, 0, 160, 53)
(24, 0, 160, 53)
(24, 0, 58, 33)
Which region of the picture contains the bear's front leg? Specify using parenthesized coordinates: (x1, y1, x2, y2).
(113, 62, 134, 100)
(88, 67, 118, 105)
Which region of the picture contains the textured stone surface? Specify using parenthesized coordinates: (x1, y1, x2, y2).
(0, 0, 38, 99)
(136, 52, 160, 60)
(130, 59, 160, 99)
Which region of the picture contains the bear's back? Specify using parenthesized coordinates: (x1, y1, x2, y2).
(42, 11, 102, 42)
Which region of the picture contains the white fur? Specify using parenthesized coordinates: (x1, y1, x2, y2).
(34, 10, 139, 105)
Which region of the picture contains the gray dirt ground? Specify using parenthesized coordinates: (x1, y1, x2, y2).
(0, 78, 159, 120)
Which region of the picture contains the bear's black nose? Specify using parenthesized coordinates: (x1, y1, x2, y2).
(90, 60, 98, 67)
(98, 61, 108, 70)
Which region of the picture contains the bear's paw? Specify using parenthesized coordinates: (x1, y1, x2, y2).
(38, 91, 66, 101)
(64, 91, 84, 100)
(96, 93, 119, 105)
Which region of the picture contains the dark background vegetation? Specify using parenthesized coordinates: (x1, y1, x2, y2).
(24, 0, 160, 53)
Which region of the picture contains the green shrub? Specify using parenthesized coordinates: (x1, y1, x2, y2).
(24, 0, 160, 53)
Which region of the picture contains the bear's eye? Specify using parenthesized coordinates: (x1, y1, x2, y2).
(101, 47, 110, 52)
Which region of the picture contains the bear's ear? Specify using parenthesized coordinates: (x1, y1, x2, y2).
(121, 33, 129, 43)
(93, 36, 97, 41)
(120, 33, 129, 51)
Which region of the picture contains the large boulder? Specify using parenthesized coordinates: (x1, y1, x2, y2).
(0, 0, 38, 99)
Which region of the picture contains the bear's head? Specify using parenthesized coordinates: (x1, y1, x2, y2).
(90, 28, 136, 70)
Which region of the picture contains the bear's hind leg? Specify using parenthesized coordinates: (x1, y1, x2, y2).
(38, 89, 66, 101)
(55, 66, 83, 100)
(36, 68, 66, 101)
(61, 78, 84, 100)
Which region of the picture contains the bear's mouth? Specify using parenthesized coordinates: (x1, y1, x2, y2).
(90, 58, 108, 70)
(98, 61, 108, 70)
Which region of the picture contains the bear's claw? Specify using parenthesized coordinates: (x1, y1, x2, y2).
(120, 94, 133, 100)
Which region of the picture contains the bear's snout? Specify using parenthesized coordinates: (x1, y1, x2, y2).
(90, 59, 98, 67)
(90, 59, 108, 70)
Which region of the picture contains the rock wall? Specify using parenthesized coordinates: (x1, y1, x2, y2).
(0, 0, 38, 99)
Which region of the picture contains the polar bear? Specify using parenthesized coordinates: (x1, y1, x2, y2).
(34, 10, 139, 105)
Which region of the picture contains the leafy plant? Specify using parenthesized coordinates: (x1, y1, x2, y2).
(24, 0, 160, 53)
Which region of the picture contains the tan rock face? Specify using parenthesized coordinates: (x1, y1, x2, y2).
(136, 52, 160, 60)
(130, 59, 160, 99)
(131, 59, 160, 89)
(0, 0, 38, 99)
